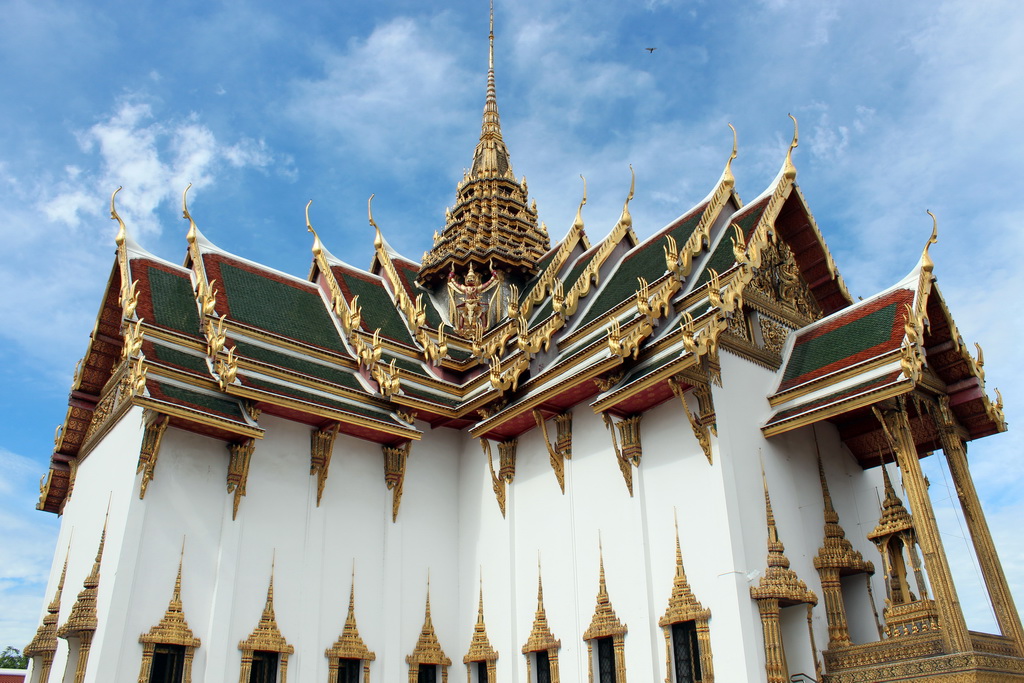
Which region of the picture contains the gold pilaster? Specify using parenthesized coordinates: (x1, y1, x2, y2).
(930, 396, 1024, 654)
(874, 400, 971, 653)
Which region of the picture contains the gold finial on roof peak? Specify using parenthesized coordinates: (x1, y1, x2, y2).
(617, 165, 636, 230)
(923, 210, 938, 273)
(724, 123, 738, 185)
(305, 199, 323, 257)
(368, 193, 383, 250)
(111, 186, 126, 247)
(784, 114, 799, 180)
(182, 183, 198, 245)
(572, 175, 588, 232)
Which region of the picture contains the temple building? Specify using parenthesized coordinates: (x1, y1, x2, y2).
(26, 7, 1023, 683)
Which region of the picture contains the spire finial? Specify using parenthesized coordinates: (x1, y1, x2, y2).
(183, 183, 198, 244)
(111, 186, 126, 247)
(922, 210, 939, 274)
(489, 0, 494, 72)
(571, 175, 588, 232)
(784, 114, 799, 180)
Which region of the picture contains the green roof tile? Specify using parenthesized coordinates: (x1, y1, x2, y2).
(782, 302, 901, 387)
(219, 262, 344, 351)
(340, 272, 416, 346)
(233, 340, 364, 391)
(155, 382, 246, 421)
(149, 343, 209, 375)
(148, 267, 201, 335)
(579, 211, 703, 327)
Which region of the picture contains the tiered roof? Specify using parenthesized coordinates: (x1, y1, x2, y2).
(38, 36, 1003, 518)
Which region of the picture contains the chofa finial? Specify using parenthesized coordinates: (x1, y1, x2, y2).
(572, 175, 587, 231)
(182, 183, 198, 244)
(111, 186, 126, 247)
(922, 210, 939, 272)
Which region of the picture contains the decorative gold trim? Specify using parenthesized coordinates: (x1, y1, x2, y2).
(138, 548, 200, 683)
(137, 413, 170, 499)
(750, 468, 817, 683)
(58, 518, 107, 683)
(668, 377, 713, 464)
(310, 423, 340, 507)
(483, 438, 516, 517)
(602, 413, 641, 496)
(25, 548, 69, 683)
(306, 200, 362, 336)
(813, 448, 873, 648)
(583, 545, 627, 683)
(384, 441, 410, 522)
(325, 571, 375, 683)
(368, 195, 428, 337)
(659, 519, 714, 683)
(534, 410, 569, 493)
(463, 581, 498, 683)
(238, 565, 294, 683)
(226, 439, 255, 520)
(406, 583, 452, 682)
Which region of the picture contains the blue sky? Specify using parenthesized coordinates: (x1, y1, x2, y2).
(2, 0, 1022, 647)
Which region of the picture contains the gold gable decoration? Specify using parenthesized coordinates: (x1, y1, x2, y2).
(137, 551, 201, 683)
(583, 546, 628, 683)
(25, 550, 69, 683)
(58, 520, 107, 683)
(406, 585, 452, 682)
(238, 567, 294, 683)
(658, 521, 714, 682)
(325, 574, 375, 683)
(463, 583, 498, 681)
(522, 568, 561, 659)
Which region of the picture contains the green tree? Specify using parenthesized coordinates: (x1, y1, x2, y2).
(0, 646, 28, 668)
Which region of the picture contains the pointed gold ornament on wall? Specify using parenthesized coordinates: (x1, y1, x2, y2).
(238, 561, 294, 683)
(25, 546, 70, 683)
(406, 580, 451, 682)
(138, 544, 201, 683)
(523, 562, 561, 682)
(137, 413, 170, 499)
(325, 568, 375, 683)
(310, 423, 340, 507)
(659, 515, 714, 682)
(463, 577, 498, 679)
(583, 542, 628, 683)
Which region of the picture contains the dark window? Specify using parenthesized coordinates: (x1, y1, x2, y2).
(250, 651, 278, 683)
(671, 621, 701, 683)
(150, 644, 185, 683)
(476, 660, 489, 682)
(597, 637, 615, 683)
(338, 658, 361, 683)
(535, 650, 551, 683)
(418, 663, 437, 683)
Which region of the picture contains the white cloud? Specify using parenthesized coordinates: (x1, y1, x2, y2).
(42, 97, 275, 237)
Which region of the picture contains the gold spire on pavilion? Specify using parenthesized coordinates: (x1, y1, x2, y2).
(25, 549, 69, 659)
(139, 548, 201, 649)
(867, 458, 915, 541)
(749, 471, 817, 607)
(464, 578, 498, 665)
(523, 563, 561, 654)
(325, 568, 375, 664)
(813, 455, 872, 575)
(59, 520, 107, 638)
(419, 1, 549, 286)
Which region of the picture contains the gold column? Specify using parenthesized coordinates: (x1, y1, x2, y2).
(875, 400, 971, 653)
(817, 568, 848, 646)
(757, 599, 787, 683)
(73, 632, 93, 683)
(934, 398, 1024, 653)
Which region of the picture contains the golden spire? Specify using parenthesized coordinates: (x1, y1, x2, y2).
(523, 560, 561, 654)
(111, 186, 127, 248)
(325, 564, 375, 663)
(183, 183, 198, 245)
(419, 2, 549, 285)
(868, 456, 915, 541)
(140, 543, 201, 648)
(473, 0, 508, 176)
(572, 175, 588, 232)
(724, 123, 738, 186)
(464, 574, 498, 665)
(406, 579, 452, 668)
(750, 470, 817, 607)
(583, 540, 627, 640)
(659, 513, 710, 627)
(59, 517, 108, 637)
(814, 454, 871, 573)
(26, 546, 70, 657)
